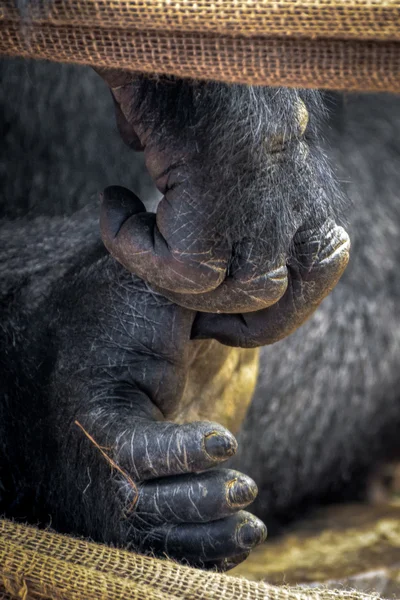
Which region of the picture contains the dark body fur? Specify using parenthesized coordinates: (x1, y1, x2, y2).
(234, 93, 400, 524)
(0, 59, 157, 219)
(0, 58, 399, 564)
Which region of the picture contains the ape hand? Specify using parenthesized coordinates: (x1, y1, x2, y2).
(100, 186, 349, 347)
(46, 254, 266, 569)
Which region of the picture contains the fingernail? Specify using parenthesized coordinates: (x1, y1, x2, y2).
(204, 431, 238, 460)
(227, 476, 258, 508)
(237, 519, 267, 549)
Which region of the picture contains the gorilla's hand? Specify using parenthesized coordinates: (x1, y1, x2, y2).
(44, 254, 266, 569)
(96, 69, 349, 319)
(101, 186, 349, 347)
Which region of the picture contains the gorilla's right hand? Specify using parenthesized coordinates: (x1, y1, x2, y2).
(25, 250, 266, 571)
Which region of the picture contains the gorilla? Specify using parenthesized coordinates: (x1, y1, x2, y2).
(1, 58, 399, 571)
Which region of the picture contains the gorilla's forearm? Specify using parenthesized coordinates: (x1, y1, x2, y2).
(0, 213, 266, 569)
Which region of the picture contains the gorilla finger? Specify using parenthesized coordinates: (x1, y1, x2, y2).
(114, 420, 238, 481)
(93, 70, 143, 149)
(111, 95, 143, 150)
(136, 469, 258, 524)
(154, 249, 288, 314)
(147, 511, 267, 562)
(93, 67, 135, 89)
(192, 219, 350, 347)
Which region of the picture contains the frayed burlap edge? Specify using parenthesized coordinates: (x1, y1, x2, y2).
(2, 0, 400, 42)
(1, 22, 400, 91)
(0, 519, 385, 600)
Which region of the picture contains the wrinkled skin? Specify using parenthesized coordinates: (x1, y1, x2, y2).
(102, 185, 349, 348)
(233, 92, 400, 527)
(0, 57, 349, 570)
(0, 214, 266, 570)
(96, 70, 349, 333)
(0, 53, 348, 571)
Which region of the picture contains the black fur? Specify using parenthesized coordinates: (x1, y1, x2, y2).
(115, 76, 340, 251)
(0, 59, 156, 219)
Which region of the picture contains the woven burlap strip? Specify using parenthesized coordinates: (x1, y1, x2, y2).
(1, 23, 400, 91)
(2, 0, 400, 41)
(1, 0, 400, 90)
(0, 520, 384, 600)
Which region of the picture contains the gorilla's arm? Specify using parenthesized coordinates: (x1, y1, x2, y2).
(1, 56, 399, 563)
(0, 211, 266, 570)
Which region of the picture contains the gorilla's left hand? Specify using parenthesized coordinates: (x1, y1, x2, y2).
(29, 251, 266, 570)
(96, 69, 350, 325)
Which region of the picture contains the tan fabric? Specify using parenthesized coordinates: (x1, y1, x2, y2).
(3, 0, 400, 41)
(0, 519, 384, 600)
(1, 0, 400, 91)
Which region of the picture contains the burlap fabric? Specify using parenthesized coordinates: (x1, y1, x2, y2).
(0, 519, 386, 600)
(1, 0, 400, 91)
